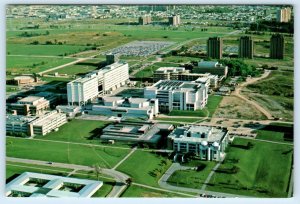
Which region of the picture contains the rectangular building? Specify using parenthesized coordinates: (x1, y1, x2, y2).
(89, 96, 159, 119)
(7, 96, 50, 116)
(276, 7, 292, 23)
(6, 110, 67, 137)
(238, 36, 254, 59)
(207, 37, 223, 59)
(193, 61, 228, 77)
(168, 15, 180, 26)
(144, 80, 208, 113)
(138, 15, 151, 25)
(270, 34, 285, 59)
(67, 76, 99, 106)
(168, 125, 229, 161)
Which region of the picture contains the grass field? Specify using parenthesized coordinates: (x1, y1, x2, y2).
(121, 184, 191, 198)
(7, 44, 93, 56)
(35, 119, 110, 144)
(7, 56, 75, 74)
(167, 162, 216, 189)
(6, 137, 130, 168)
(168, 95, 223, 117)
(256, 123, 293, 143)
(116, 150, 172, 187)
(206, 138, 293, 197)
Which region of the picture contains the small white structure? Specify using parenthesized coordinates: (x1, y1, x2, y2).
(168, 125, 229, 161)
(6, 172, 103, 198)
(90, 96, 159, 119)
(144, 80, 208, 113)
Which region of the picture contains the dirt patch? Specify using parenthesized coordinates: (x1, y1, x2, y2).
(213, 95, 267, 120)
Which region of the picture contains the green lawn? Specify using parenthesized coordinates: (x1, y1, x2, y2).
(121, 184, 191, 198)
(255, 123, 293, 143)
(168, 95, 223, 117)
(167, 162, 216, 189)
(256, 130, 286, 143)
(35, 119, 110, 144)
(7, 44, 93, 56)
(206, 138, 293, 197)
(7, 56, 75, 74)
(6, 137, 130, 168)
(116, 150, 172, 187)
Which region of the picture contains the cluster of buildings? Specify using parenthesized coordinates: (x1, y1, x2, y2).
(138, 14, 180, 26)
(206, 34, 285, 59)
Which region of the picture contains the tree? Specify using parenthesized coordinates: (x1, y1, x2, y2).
(93, 165, 102, 180)
(125, 178, 132, 186)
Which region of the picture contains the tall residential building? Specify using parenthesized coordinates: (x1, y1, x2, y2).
(144, 80, 208, 113)
(270, 34, 285, 59)
(238, 36, 254, 59)
(207, 37, 223, 59)
(168, 15, 180, 26)
(276, 7, 292, 23)
(138, 15, 151, 25)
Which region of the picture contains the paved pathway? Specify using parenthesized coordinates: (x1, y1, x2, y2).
(112, 147, 137, 170)
(201, 160, 223, 190)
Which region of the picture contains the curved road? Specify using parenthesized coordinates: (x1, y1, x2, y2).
(232, 70, 273, 120)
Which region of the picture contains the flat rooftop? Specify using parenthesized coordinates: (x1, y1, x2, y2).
(168, 125, 227, 143)
(6, 172, 103, 198)
(18, 96, 43, 103)
(151, 80, 203, 91)
(6, 114, 37, 124)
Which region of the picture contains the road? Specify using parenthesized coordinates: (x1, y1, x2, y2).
(232, 70, 273, 120)
(6, 157, 129, 198)
(158, 163, 250, 198)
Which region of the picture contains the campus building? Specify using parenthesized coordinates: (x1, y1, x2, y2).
(6, 172, 103, 197)
(67, 76, 99, 106)
(207, 37, 223, 59)
(7, 96, 50, 116)
(138, 15, 151, 25)
(168, 125, 229, 161)
(67, 62, 129, 105)
(238, 36, 254, 59)
(89, 96, 159, 119)
(193, 61, 228, 77)
(106, 53, 119, 65)
(144, 80, 208, 113)
(168, 14, 180, 26)
(276, 7, 292, 23)
(270, 34, 285, 59)
(153, 67, 219, 89)
(100, 120, 174, 146)
(6, 110, 67, 136)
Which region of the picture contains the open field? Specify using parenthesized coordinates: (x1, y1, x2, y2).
(206, 138, 293, 197)
(167, 162, 216, 189)
(7, 56, 75, 74)
(116, 150, 172, 187)
(168, 95, 223, 117)
(35, 119, 110, 144)
(6, 137, 130, 168)
(121, 184, 190, 198)
(245, 70, 293, 121)
(256, 123, 293, 143)
(214, 95, 267, 120)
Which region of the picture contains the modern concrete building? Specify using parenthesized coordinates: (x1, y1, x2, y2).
(207, 37, 223, 59)
(193, 61, 228, 77)
(101, 120, 174, 146)
(67, 76, 99, 106)
(89, 96, 159, 119)
(6, 172, 103, 197)
(168, 15, 180, 26)
(144, 80, 208, 113)
(9, 75, 36, 85)
(276, 7, 292, 23)
(168, 125, 229, 161)
(270, 34, 285, 59)
(238, 36, 254, 59)
(86, 62, 129, 95)
(138, 15, 151, 25)
(153, 67, 219, 89)
(7, 96, 50, 116)
(6, 110, 67, 136)
(106, 53, 119, 65)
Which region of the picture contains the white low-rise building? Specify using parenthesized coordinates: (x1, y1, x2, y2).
(89, 96, 158, 119)
(168, 125, 229, 161)
(144, 80, 208, 113)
